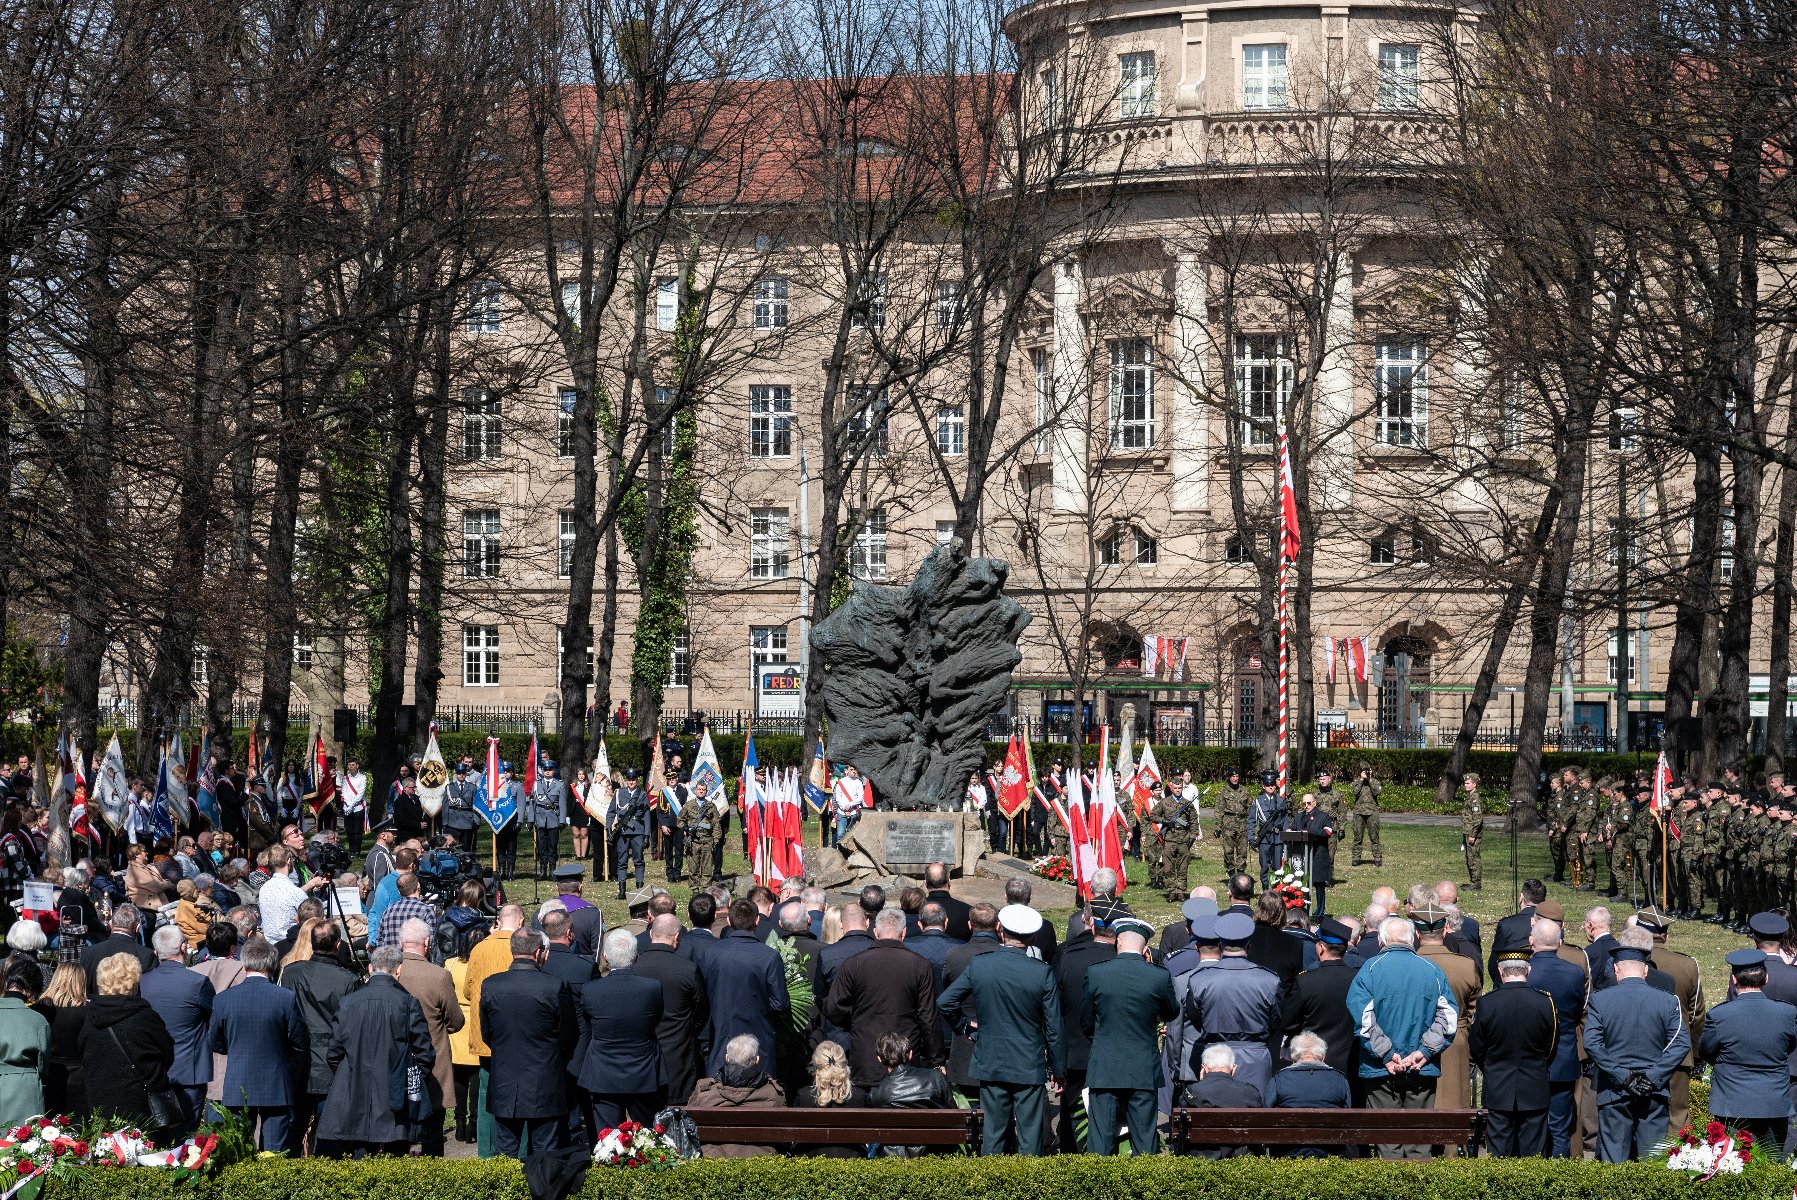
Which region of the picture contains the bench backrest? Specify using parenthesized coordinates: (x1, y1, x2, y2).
(681, 1106, 980, 1147)
(1172, 1107, 1485, 1147)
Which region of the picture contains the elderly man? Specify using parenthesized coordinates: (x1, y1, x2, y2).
(209, 937, 307, 1152)
(824, 907, 943, 1087)
(397, 917, 464, 1156)
(314, 945, 435, 1158)
(1413, 902, 1479, 1122)
(1185, 1043, 1264, 1158)
(1470, 951, 1558, 1157)
(1280, 916, 1359, 1086)
(1265, 1032, 1351, 1156)
(139, 924, 215, 1135)
(1585, 943, 1689, 1161)
(575, 929, 666, 1129)
(634, 913, 708, 1106)
(79, 903, 156, 989)
(1346, 916, 1459, 1159)
(687, 1034, 785, 1157)
(1527, 911, 1587, 1157)
(702, 900, 790, 1076)
(1176, 911, 1282, 1095)
(480, 928, 579, 1158)
(1080, 918, 1176, 1155)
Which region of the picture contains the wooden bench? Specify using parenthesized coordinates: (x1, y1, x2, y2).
(1170, 1107, 1486, 1155)
(680, 1106, 982, 1153)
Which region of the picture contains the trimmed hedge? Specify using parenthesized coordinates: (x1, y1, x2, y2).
(40, 1153, 1784, 1200)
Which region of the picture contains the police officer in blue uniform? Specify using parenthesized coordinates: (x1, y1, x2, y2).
(1583, 944, 1689, 1161)
(1700, 947, 1797, 1150)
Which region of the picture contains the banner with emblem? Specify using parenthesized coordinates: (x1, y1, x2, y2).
(163, 731, 192, 825)
(481, 736, 517, 832)
(93, 733, 130, 832)
(417, 728, 449, 816)
(585, 738, 613, 823)
(690, 727, 726, 816)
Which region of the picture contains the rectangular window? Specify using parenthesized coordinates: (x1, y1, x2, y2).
(936, 521, 956, 544)
(462, 509, 500, 579)
(1377, 44, 1421, 109)
(851, 275, 886, 330)
(1606, 632, 1638, 686)
(558, 511, 576, 578)
(1135, 529, 1158, 564)
(1099, 532, 1122, 566)
(462, 624, 499, 687)
(1225, 535, 1249, 566)
(557, 388, 577, 458)
(935, 281, 962, 329)
(1119, 52, 1156, 118)
(1497, 375, 1524, 450)
(1040, 67, 1059, 129)
(1032, 347, 1053, 453)
(753, 276, 788, 329)
(1374, 339, 1428, 446)
(850, 508, 887, 581)
(560, 281, 584, 329)
(1609, 400, 1639, 451)
(667, 631, 691, 689)
(847, 386, 890, 456)
(1242, 44, 1289, 110)
(1605, 518, 1641, 567)
(749, 385, 793, 458)
(1108, 338, 1155, 450)
(750, 626, 789, 668)
(292, 631, 314, 669)
(750, 507, 791, 579)
(461, 389, 502, 461)
(1370, 535, 1395, 566)
(655, 277, 678, 331)
(191, 645, 209, 688)
(937, 405, 966, 456)
(1721, 508, 1736, 581)
(465, 281, 502, 333)
(556, 626, 594, 689)
(1234, 335, 1290, 448)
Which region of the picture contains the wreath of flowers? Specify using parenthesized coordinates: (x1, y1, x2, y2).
(1268, 865, 1310, 911)
(1658, 1121, 1761, 1178)
(0, 1115, 235, 1200)
(1030, 855, 1073, 883)
(592, 1121, 682, 1170)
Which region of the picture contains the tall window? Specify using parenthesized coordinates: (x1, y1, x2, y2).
(1609, 400, 1639, 451)
(1370, 534, 1396, 566)
(1108, 338, 1155, 449)
(292, 631, 314, 669)
(557, 511, 576, 578)
(936, 521, 956, 544)
(750, 626, 789, 668)
(557, 388, 577, 457)
(667, 631, 691, 688)
(753, 276, 789, 329)
(1134, 528, 1158, 564)
(937, 405, 966, 456)
(1374, 339, 1428, 446)
(1225, 534, 1250, 566)
(935, 281, 962, 329)
(1607, 633, 1637, 686)
(1242, 44, 1288, 110)
(847, 385, 890, 456)
(560, 282, 584, 329)
(462, 625, 499, 687)
(655, 277, 678, 331)
(1234, 335, 1289, 447)
(851, 275, 887, 329)
(749, 385, 793, 457)
(1040, 67, 1059, 129)
(1721, 508, 1736, 581)
(1377, 44, 1421, 109)
(750, 507, 791, 579)
(191, 645, 209, 688)
(464, 281, 502, 333)
(1119, 52, 1156, 118)
(1496, 375, 1524, 450)
(1032, 347, 1053, 453)
(655, 386, 677, 456)
(461, 389, 501, 461)
(850, 508, 887, 581)
(462, 510, 500, 579)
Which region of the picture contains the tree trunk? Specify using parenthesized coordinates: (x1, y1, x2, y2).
(1765, 430, 1797, 774)
(368, 420, 416, 818)
(411, 354, 452, 751)
(1661, 441, 1724, 775)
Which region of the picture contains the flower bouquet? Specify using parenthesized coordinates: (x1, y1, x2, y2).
(0, 1117, 89, 1200)
(1659, 1121, 1761, 1178)
(592, 1121, 682, 1170)
(1031, 855, 1073, 883)
(1269, 865, 1310, 911)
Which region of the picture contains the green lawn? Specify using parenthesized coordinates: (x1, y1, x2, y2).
(493, 818, 1743, 993)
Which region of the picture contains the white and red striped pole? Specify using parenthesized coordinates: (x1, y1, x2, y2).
(1276, 431, 1295, 811)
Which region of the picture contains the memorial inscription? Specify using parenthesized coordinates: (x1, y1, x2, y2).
(884, 818, 959, 866)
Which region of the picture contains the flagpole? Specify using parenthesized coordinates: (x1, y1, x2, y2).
(1277, 432, 1293, 824)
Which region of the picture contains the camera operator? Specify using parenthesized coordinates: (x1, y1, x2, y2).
(363, 820, 400, 890)
(303, 827, 351, 882)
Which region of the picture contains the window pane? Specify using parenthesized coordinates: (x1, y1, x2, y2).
(749, 385, 793, 457)
(1032, 347, 1054, 453)
(462, 389, 501, 462)
(1243, 44, 1288, 110)
(1119, 52, 1156, 118)
(1233, 335, 1289, 447)
(1378, 44, 1420, 109)
(558, 388, 577, 458)
(656, 277, 678, 331)
(1108, 339, 1154, 449)
(754, 277, 788, 329)
(751, 507, 790, 579)
(463, 625, 499, 686)
(937, 406, 966, 456)
(847, 386, 890, 456)
(851, 509, 887, 580)
(558, 511, 576, 578)
(1375, 340, 1428, 446)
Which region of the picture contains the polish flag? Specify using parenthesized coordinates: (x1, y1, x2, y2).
(1325, 636, 1337, 683)
(1091, 729, 1127, 893)
(1279, 433, 1301, 561)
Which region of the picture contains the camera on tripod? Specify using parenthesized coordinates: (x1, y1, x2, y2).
(309, 839, 352, 879)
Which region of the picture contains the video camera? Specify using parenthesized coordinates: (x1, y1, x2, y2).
(308, 839, 352, 879)
(416, 846, 492, 908)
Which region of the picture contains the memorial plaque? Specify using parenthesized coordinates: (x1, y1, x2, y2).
(884, 817, 959, 866)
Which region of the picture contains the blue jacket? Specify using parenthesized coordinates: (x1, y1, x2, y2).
(139, 961, 215, 1087)
(574, 968, 665, 1095)
(1698, 992, 1797, 1120)
(1346, 946, 1457, 1079)
(1265, 1059, 1351, 1108)
(701, 929, 789, 1076)
(1527, 951, 1587, 1083)
(209, 975, 307, 1107)
(1583, 977, 1687, 1105)
(1175, 956, 1283, 1093)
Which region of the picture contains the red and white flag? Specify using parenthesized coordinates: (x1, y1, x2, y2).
(1325, 636, 1337, 682)
(1092, 729, 1127, 893)
(1279, 433, 1301, 561)
(1649, 751, 1680, 840)
(1349, 637, 1369, 683)
(1172, 637, 1188, 682)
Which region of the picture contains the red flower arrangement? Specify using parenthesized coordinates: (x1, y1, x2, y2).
(1031, 855, 1073, 883)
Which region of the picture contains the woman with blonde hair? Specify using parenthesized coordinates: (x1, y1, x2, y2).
(820, 905, 844, 946)
(280, 917, 320, 975)
(124, 843, 174, 911)
(33, 949, 89, 1114)
(795, 1040, 867, 1156)
(174, 878, 219, 951)
(78, 953, 175, 1132)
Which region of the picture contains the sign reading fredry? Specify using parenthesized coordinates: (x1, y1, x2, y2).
(756, 665, 805, 718)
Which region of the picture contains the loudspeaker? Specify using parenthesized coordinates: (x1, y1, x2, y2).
(333, 707, 358, 745)
(394, 705, 416, 740)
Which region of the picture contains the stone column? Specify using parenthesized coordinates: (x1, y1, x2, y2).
(1051, 256, 1088, 513)
(1167, 244, 1210, 512)
(1174, 10, 1210, 112)
(1313, 250, 1355, 509)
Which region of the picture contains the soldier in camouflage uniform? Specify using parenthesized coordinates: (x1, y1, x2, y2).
(1215, 765, 1250, 877)
(1627, 784, 1664, 907)
(1150, 785, 1198, 900)
(1569, 780, 1601, 891)
(1769, 803, 1794, 917)
(1459, 772, 1484, 891)
(1350, 761, 1383, 867)
(678, 777, 720, 884)
(1546, 773, 1571, 883)
(1603, 781, 1632, 898)
(1713, 787, 1748, 927)
(1312, 767, 1347, 885)
(1673, 789, 1703, 917)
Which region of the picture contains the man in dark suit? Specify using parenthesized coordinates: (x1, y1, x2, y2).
(682, 893, 719, 964)
(1585, 945, 1689, 1161)
(700, 900, 789, 1075)
(541, 910, 596, 988)
(942, 902, 1003, 1095)
(905, 903, 956, 992)
(1700, 948, 1797, 1151)
(1080, 919, 1176, 1155)
(208, 936, 307, 1152)
(1487, 878, 1548, 978)
(480, 929, 579, 1158)
(140, 925, 216, 1135)
(1054, 899, 1119, 1152)
(1279, 917, 1360, 1085)
(634, 914, 708, 1104)
(55, 866, 103, 946)
(938, 903, 1064, 1156)
(1185, 1043, 1265, 1158)
(80, 903, 156, 990)
(823, 908, 943, 1087)
(922, 861, 972, 941)
(574, 931, 665, 1127)
(1470, 951, 1559, 1156)
(1526, 915, 1587, 1157)
(1003, 877, 1059, 960)
(1264, 1032, 1352, 1157)
(1584, 906, 1621, 990)
(817, 904, 876, 993)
